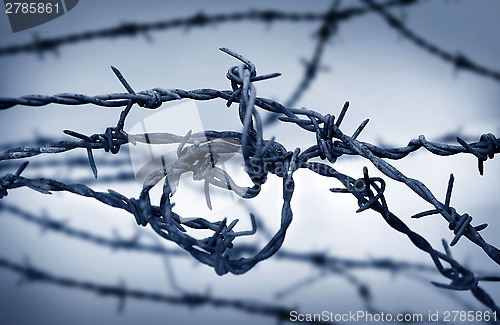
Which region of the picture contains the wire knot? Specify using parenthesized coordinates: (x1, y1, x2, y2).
(480, 133, 499, 160)
(457, 133, 499, 175)
(448, 210, 472, 246)
(137, 90, 163, 109)
(353, 167, 388, 214)
(225, 65, 280, 106)
(129, 198, 149, 227)
(221, 48, 280, 107)
(308, 114, 341, 163)
(93, 127, 128, 154)
(0, 174, 14, 199)
(226, 65, 255, 107)
(434, 260, 478, 291)
(246, 157, 267, 186)
(0, 162, 29, 199)
(226, 65, 257, 86)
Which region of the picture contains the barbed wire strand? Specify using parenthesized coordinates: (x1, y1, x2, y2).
(285, 0, 338, 108)
(0, 201, 444, 276)
(0, 127, 481, 171)
(0, 93, 497, 171)
(0, 155, 132, 171)
(263, 0, 339, 126)
(275, 0, 500, 130)
(0, 255, 337, 325)
(403, 271, 499, 325)
(361, 0, 500, 83)
(0, 135, 63, 151)
(308, 163, 500, 313)
(1, 203, 492, 324)
(0, 0, 421, 57)
(2, 128, 497, 169)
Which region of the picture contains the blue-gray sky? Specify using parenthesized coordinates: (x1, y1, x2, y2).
(0, 1, 499, 324)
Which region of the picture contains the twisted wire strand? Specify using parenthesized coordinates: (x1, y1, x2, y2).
(1, 128, 497, 169)
(0, 82, 497, 173)
(0, 201, 445, 276)
(284, 0, 339, 108)
(0, 0, 420, 57)
(3, 202, 497, 323)
(307, 163, 500, 313)
(0, 136, 63, 151)
(361, 0, 500, 83)
(1, 200, 459, 319)
(0, 128, 483, 171)
(263, 0, 339, 127)
(0, 256, 336, 324)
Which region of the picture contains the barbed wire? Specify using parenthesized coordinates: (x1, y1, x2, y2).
(1, 1, 497, 87)
(361, 0, 500, 83)
(276, 0, 500, 131)
(0, 128, 481, 172)
(0, 201, 435, 317)
(0, 0, 420, 57)
(2, 199, 496, 324)
(0, 47, 498, 261)
(1, 124, 497, 173)
(0, 48, 499, 313)
(0, 155, 131, 171)
(0, 74, 497, 175)
(0, 135, 63, 151)
(0, 255, 337, 324)
(284, 0, 338, 108)
(310, 163, 500, 313)
(263, 0, 338, 126)
(1, 160, 498, 313)
(0, 201, 443, 276)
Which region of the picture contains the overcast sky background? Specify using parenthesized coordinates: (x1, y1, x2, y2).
(0, 1, 499, 324)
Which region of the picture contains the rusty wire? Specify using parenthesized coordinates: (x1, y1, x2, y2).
(263, 0, 339, 126)
(310, 163, 500, 312)
(361, 0, 500, 83)
(3, 202, 496, 323)
(1, 1, 498, 89)
(0, 48, 499, 313)
(0, 199, 445, 316)
(0, 201, 442, 275)
(0, 127, 481, 172)
(0, 255, 336, 324)
(0, 74, 497, 175)
(0, 0, 419, 57)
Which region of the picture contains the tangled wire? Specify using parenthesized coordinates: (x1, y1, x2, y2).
(0, 48, 499, 313)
